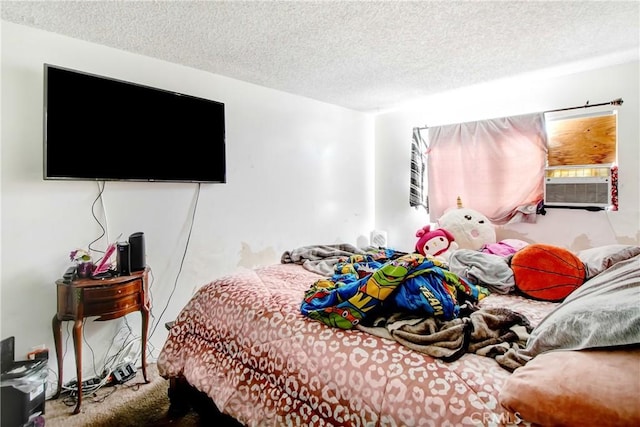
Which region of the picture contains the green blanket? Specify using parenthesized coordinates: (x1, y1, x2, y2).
(300, 250, 490, 329)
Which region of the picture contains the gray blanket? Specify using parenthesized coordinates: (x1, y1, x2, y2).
(497, 253, 640, 371)
(281, 243, 367, 275)
(358, 304, 532, 363)
(448, 249, 516, 294)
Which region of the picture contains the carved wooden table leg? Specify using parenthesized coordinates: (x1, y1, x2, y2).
(72, 318, 84, 414)
(51, 314, 63, 399)
(141, 305, 149, 383)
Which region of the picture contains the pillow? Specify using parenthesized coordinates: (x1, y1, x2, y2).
(577, 244, 640, 279)
(511, 244, 585, 301)
(523, 254, 640, 357)
(499, 348, 640, 427)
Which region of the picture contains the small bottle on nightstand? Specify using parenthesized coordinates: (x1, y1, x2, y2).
(117, 242, 130, 276)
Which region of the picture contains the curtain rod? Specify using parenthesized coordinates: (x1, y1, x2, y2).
(545, 98, 623, 113)
(415, 98, 623, 130)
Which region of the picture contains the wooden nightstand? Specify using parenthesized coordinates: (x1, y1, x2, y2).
(51, 268, 150, 414)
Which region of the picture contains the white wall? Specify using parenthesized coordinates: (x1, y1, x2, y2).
(1, 22, 375, 384)
(3, 20, 639, 389)
(375, 60, 640, 252)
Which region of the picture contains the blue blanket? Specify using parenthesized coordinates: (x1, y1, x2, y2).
(300, 250, 490, 329)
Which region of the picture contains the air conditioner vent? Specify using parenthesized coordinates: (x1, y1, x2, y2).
(544, 176, 611, 207)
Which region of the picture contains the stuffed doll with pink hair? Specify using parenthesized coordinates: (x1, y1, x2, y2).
(415, 224, 459, 263)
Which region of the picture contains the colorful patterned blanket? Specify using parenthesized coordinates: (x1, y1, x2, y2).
(300, 249, 490, 329)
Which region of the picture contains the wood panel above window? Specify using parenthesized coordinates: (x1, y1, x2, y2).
(546, 113, 616, 166)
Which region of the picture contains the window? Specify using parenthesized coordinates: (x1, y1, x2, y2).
(418, 108, 620, 223)
(424, 113, 547, 224)
(544, 111, 618, 210)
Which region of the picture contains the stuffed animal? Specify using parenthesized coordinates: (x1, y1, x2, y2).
(415, 224, 459, 262)
(437, 197, 496, 251)
(481, 238, 529, 257)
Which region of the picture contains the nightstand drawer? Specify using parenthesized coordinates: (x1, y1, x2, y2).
(82, 281, 139, 301)
(84, 293, 141, 318)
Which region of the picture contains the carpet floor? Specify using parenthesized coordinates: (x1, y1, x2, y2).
(43, 363, 199, 426)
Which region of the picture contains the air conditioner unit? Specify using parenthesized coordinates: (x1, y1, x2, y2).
(544, 175, 611, 208)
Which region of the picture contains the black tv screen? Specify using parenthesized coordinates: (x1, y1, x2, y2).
(44, 64, 226, 183)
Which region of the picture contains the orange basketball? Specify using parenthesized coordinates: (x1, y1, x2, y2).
(511, 244, 586, 302)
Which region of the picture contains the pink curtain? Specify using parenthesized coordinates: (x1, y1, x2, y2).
(426, 113, 547, 225)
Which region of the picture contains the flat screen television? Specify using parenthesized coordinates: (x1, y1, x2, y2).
(44, 64, 226, 183)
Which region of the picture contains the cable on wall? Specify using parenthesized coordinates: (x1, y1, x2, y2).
(148, 183, 202, 342)
(87, 181, 109, 257)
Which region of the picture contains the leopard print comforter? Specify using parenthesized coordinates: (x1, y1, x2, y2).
(157, 264, 556, 426)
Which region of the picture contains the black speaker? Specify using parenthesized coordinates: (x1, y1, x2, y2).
(129, 232, 146, 272)
(116, 242, 130, 276)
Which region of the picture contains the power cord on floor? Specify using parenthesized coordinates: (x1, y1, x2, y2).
(55, 335, 142, 400)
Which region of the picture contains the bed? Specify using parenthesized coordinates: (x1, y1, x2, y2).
(157, 243, 640, 426)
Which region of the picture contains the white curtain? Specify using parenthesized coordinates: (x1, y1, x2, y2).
(427, 112, 548, 224)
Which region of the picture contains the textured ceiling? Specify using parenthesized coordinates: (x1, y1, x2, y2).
(2, 1, 639, 112)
